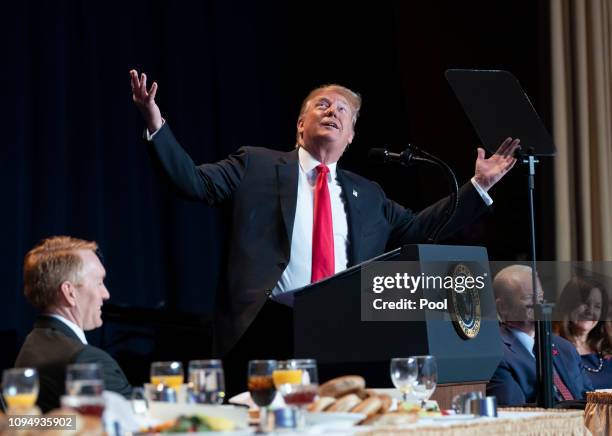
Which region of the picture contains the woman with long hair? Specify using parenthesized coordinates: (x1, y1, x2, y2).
(553, 276, 612, 389)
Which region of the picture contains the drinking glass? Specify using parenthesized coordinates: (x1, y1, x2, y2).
(150, 361, 184, 389)
(272, 361, 303, 389)
(248, 360, 277, 433)
(274, 359, 318, 429)
(64, 363, 105, 416)
(130, 387, 148, 415)
(187, 360, 225, 404)
(65, 363, 104, 396)
(411, 355, 437, 407)
(61, 394, 106, 417)
(390, 357, 417, 403)
(2, 368, 39, 411)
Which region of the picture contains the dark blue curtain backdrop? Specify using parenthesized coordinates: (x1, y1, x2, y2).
(2, 0, 553, 371)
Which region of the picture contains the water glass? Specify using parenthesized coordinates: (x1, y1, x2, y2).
(188, 360, 225, 404)
(65, 363, 104, 396)
(130, 387, 148, 415)
(411, 355, 437, 406)
(390, 357, 417, 402)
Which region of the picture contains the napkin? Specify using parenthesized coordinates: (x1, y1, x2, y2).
(228, 391, 285, 409)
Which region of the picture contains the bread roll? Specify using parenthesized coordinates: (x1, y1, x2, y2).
(378, 394, 392, 413)
(351, 396, 382, 417)
(307, 396, 336, 412)
(327, 393, 361, 412)
(360, 413, 382, 426)
(355, 388, 370, 400)
(319, 375, 365, 398)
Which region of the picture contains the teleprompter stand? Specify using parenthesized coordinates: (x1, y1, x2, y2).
(446, 69, 557, 407)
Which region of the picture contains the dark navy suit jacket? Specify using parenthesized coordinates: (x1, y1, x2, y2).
(149, 124, 490, 355)
(487, 324, 594, 405)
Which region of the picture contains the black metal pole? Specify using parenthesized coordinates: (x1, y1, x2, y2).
(535, 303, 555, 407)
(523, 152, 555, 408)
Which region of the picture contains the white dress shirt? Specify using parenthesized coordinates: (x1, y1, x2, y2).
(46, 313, 88, 344)
(270, 147, 493, 294)
(510, 327, 535, 358)
(272, 147, 349, 294)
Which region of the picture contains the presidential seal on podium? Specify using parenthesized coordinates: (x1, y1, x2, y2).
(448, 263, 482, 339)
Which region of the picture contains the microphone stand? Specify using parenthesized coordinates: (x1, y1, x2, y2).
(523, 149, 555, 408)
(371, 145, 459, 243)
(407, 144, 460, 243)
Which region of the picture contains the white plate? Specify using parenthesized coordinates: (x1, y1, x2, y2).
(305, 412, 366, 426)
(147, 402, 249, 429)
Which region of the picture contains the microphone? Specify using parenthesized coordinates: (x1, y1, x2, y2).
(368, 147, 417, 166)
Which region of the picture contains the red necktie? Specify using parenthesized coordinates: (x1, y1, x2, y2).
(311, 164, 334, 282)
(552, 367, 574, 400)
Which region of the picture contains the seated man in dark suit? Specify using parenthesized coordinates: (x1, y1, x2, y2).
(487, 265, 593, 406)
(15, 236, 131, 412)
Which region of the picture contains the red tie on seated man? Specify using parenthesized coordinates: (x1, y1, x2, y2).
(311, 164, 334, 283)
(552, 367, 574, 401)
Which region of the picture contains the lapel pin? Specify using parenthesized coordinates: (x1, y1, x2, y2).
(353, 189, 358, 197)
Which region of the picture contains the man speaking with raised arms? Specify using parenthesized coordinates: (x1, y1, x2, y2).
(130, 70, 519, 385)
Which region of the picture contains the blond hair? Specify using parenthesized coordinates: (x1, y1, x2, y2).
(23, 236, 98, 310)
(296, 84, 362, 145)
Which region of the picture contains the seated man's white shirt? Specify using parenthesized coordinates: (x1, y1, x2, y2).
(510, 327, 535, 358)
(46, 313, 88, 344)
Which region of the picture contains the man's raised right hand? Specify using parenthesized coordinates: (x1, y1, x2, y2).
(130, 69, 163, 134)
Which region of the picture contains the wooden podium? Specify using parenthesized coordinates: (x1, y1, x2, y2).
(276, 244, 503, 409)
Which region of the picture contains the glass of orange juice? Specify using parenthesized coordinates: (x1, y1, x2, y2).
(2, 368, 39, 411)
(272, 361, 303, 387)
(150, 361, 184, 389)
(273, 360, 317, 429)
